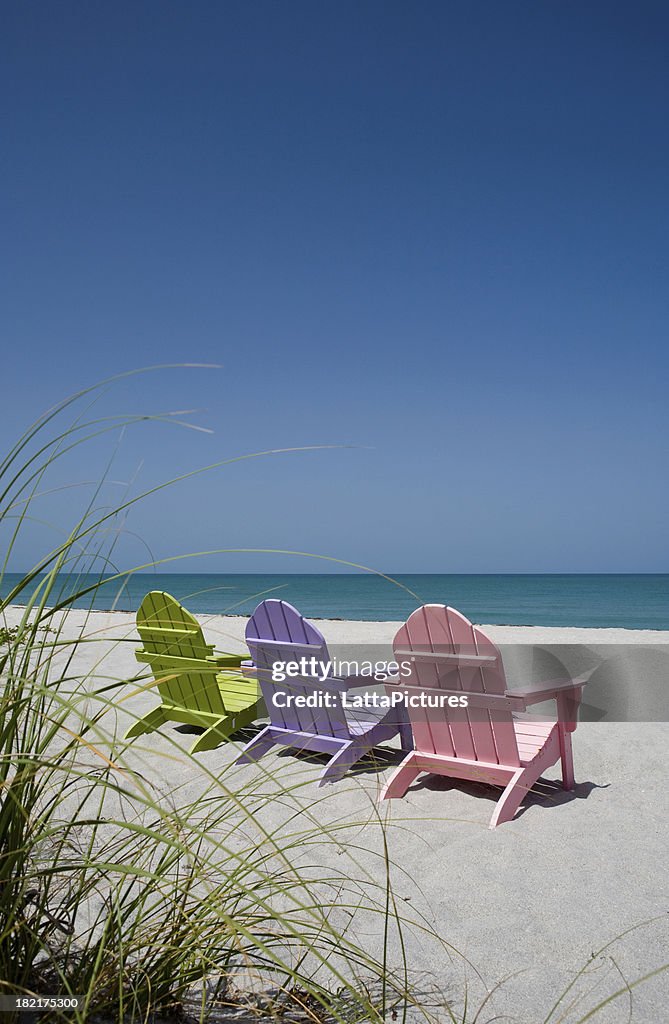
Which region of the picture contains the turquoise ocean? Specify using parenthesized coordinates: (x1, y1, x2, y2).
(2, 574, 668, 629)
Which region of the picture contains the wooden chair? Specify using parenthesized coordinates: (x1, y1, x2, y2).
(125, 591, 264, 753)
(380, 604, 586, 827)
(236, 599, 412, 785)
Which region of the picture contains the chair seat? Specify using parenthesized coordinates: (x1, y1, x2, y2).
(347, 706, 401, 737)
(348, 715, 383, 737)
(513, 714, 557, 765)
(220, 693, 261, 713)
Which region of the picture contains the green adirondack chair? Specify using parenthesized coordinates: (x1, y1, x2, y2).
(125, 591, 264, 753)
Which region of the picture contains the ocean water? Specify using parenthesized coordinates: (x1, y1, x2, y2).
(2, 573, 668, 629)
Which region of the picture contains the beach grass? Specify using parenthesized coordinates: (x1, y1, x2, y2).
(1, 370, 666, 1023)
(0, 372, 452, 1023)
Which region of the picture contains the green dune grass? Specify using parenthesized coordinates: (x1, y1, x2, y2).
(1, 369, 665, 1023)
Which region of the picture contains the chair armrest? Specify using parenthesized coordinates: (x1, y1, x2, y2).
(506, 674, 589, 732)
(340, 672, 382, 689)
(207, 651, 245, 668)
(240, 662, 359, 692)
(508, 674, 588, 700)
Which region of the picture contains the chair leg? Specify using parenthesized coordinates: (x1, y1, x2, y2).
(397, 714, 414, 753)
(318, 740, 361, 787)
(190, 718, 232, 754)
(124, 706, 167, 740)
(379, 753, 421, 801)
(235, 726, 276, 766)
(558, 726, 575, 790)
(489, 763, 545, 829)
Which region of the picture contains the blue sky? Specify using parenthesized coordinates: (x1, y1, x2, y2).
(2, 2, 668, 573)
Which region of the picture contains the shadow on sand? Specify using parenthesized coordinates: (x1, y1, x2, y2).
(175, 721, 609, 819)
(410, 771, 608, 819)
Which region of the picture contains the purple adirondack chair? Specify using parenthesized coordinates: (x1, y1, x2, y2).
(380, 604, 586, 827)
(236, 599, 412, 786)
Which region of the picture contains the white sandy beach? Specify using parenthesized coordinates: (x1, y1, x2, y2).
(5, 605, 669, 1023)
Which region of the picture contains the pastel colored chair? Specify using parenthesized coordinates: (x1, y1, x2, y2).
(380, 604, 586, 827)
(125, 591, 264, 754)
(236, 599, 412, 785)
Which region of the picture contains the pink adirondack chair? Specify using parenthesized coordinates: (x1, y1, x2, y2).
(236, 599, 412, 786)
(380, 605, 585, 828)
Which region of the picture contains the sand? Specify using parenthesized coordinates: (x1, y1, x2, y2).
(5, 605, 669, 1023)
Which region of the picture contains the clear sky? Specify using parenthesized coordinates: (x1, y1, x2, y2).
(2, 2, 668, 573)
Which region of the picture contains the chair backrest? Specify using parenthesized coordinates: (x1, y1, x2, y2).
(136, 591, 212, 659)
(246, 599, 351, 740)
(136, 591, 226, 715)
(393, 605, 520, 767)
